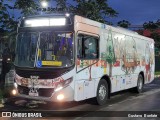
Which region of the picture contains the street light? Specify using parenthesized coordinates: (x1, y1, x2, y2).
(41, 1, 48, 8)
(40, 1, 48, 15)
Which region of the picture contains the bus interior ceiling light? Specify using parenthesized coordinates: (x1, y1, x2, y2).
(25, 18, 66, 27)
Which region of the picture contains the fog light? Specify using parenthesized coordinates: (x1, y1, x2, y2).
(57, 94, 64, 101)
(11, 89, 17, 95)
(7, 58, 11, 61)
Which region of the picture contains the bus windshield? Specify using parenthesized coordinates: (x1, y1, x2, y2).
(38, 32, 74, 67)
(14, 32, 74, 68)
(15, 32, 38, 67)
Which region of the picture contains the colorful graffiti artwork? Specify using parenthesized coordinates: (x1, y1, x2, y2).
(76, 29, 154, 80)
(120, 36, 138, 74)
(101, 29, 116, 76)
(145, 43, 152, 82)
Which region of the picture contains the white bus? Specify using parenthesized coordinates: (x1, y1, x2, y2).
(12, 14, 155, 105)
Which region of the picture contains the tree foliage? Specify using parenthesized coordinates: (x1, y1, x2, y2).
(0, 0, 39, 32)
(0, 0, 118, 40)
(143, 21, 159, 30)
(117, 20, 131, 28)
(0, 1, 17, 31)
(50, 0, 118, 23)
(150, 32, 160, 48)
(142, 20, 160, 49)
(14, 0, 39, 16)
(55, 0, 68, 11)
(0, 0, 118, 32)
(60, 0, 118, 23)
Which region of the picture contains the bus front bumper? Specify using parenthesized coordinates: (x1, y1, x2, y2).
(12, 86, 74, 102)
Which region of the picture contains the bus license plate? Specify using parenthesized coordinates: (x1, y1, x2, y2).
(29, 92, 39, 97)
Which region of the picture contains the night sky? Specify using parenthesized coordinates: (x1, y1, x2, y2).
(108, 0, 160, 25)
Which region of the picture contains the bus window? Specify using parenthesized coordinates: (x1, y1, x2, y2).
(77, 34, 99, 59)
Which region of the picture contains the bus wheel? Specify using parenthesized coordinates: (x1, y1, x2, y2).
(135, 74, 143, 93)
(96, 79, 108, 105)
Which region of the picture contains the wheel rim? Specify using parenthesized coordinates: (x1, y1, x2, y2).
(99, 85, 107, 100)
(138, 77, 143, 90)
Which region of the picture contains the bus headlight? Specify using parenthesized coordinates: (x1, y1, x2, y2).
(57, 94, 64, 101)
(0, 58, 2, 61)
(55, 77, 73, 92)
(11, 89, 17, 96)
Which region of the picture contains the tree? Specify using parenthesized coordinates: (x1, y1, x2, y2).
(71, 0, 118, 23)
(0, 0, 40, 32)
(156, 19, 160, 28)
(0, 1, 18, 31)
(53, 0, 118, 24)
(150, 32, 160, 48)
(143, 21, 158, 30)
(117, 20, 131, 28)
(14, 0, 39, 16)
(55, 0, 68, 11)
(0, 0, 40, 54)
(0, 0, 118, 32)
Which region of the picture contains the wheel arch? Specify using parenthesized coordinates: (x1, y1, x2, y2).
(100, 75, 111, 99)
(139, 71, 145, 84)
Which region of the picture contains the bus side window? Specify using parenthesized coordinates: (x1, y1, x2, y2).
(77, 34, 99, 59)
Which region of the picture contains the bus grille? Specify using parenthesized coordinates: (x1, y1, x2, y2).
(18, 85, 54, 97)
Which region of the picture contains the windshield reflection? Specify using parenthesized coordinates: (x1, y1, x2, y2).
(14, 32, 74, 68)
(15, 32, 38, 67)
(38, 32, 74, 67)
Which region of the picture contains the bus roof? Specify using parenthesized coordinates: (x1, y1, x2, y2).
(74, 15, 154, 43)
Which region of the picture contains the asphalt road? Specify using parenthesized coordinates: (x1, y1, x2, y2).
(0, 78, 160, 120)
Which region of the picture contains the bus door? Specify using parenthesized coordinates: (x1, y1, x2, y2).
(75, 32, 99, 101)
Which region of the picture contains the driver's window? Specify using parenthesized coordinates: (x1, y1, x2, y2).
(77, 34, 99, 59)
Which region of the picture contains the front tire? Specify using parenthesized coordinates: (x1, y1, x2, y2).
(135, 74, 144, 93)
(96, 79, 108, 105)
